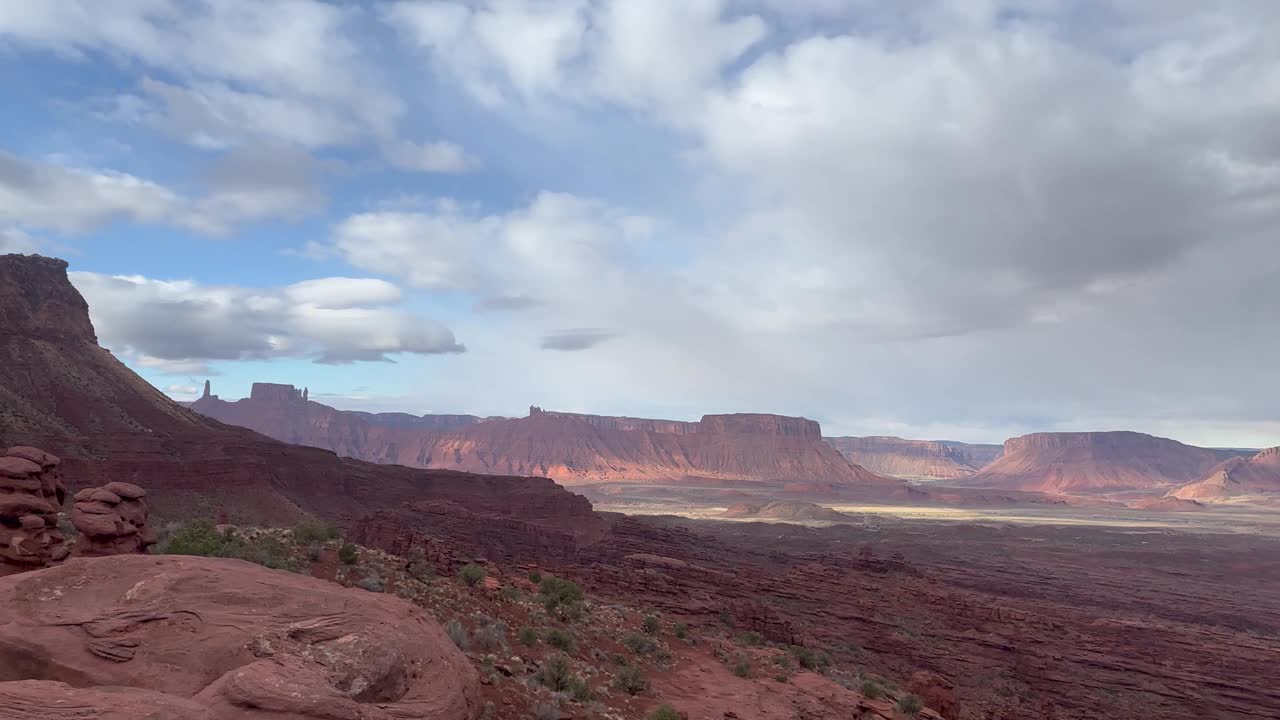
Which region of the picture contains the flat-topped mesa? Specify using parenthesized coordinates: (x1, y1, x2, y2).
(699, 413, 823, 440)
(249, 382, 306, 404)
(0, 254, 98, 343)
(529, 406, 700, 435)
(1002, 430, 1184, 453)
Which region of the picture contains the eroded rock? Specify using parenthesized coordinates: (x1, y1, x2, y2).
(0, 554, 480, 719)
(70, 481, 156, 557)
(0, 446, 67, 574)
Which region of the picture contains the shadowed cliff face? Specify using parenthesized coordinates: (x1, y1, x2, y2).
(191, 391, 894, 486)
(0, 254, 606, 552)
(957, 431, 1251, 493)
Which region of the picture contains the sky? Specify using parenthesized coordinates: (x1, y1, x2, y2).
(1, 1, 1278, 447)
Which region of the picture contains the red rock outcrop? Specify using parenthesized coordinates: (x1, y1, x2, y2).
(0, 254, 607, 553)
(0, 680, 210, 720)
(70, 481, 157, 556)
(191, 390, 895, 487)
(0, 446, 68, 574)
(1169, 447, 1280, 501)
(0, 554, 480, 719)
(958, 431, 1244, 493)
(826, 436, 982, 480)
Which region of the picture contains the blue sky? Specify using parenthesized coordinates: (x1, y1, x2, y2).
(2, 1, 1278, 446)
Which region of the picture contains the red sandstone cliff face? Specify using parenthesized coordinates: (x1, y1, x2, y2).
(826, 436, 983, 480)
(191, 393, 894, 487)
(960, 431, 1244, 493)
(1170, 447, 1280, 501)
(0, 254, 605, 552)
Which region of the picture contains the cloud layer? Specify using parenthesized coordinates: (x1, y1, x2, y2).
(4, 1, 1279, 445)
(70, 273, 464, 369)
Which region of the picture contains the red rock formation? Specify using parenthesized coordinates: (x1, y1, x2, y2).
(0, 446, 68, 575)
(0, 681, 210, 720)
(1169, 447, 1280, 501)
(70, 481, 157, 556)
(0, 554, 479, 719)
(826, 436, 981, 480)
(959, 431, 1242, 493)
(909, 671, 960, 720)
(192, 391, 894, 487)
(0, 254, 607, 552)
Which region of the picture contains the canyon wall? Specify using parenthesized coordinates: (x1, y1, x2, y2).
(192, 391, 891, 486)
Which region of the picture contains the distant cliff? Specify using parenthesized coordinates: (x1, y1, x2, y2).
(1169, 447, 1280, 501)
(191, 388, 893, 487)
(958, 431, 1249, 493)
(825, 436, 988, 480)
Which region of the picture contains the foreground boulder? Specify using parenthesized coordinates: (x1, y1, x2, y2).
(0, 554, 480, 719)
(70, 481, 157, 556)
(0, 446, 68, 574)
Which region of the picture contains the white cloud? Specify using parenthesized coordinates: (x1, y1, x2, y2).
(69, 272, 465, 368)
(330, 192, 657, 296)
(0, 148, 319, 236)
(0, 0, 472, 173)
(384, 0, 766, 114)
(0, 150, 184, 234)
(0, 226, 39, 253)
(384, 139, 478, 173)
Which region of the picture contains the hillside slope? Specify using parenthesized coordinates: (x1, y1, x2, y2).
(0, 254, 605, 554)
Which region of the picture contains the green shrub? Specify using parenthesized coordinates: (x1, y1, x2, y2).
(459, 563, 487, 587)
(406, 546, 434, 582)
(338, 543, 359, 565)
(674, 622, 689, 640)
(623, 633, 657, 655)
(897, 694, 923, 716)
(729, 654, 751, 678)
(536, 576, 585, 621)
(648, 705, 681, 720)
(474, 621, 508, 652)
(613, 666, 649, 696)
(445, 619, 469, 650)
(789, 646, 831, 672)
(536, 654, 574, 692)
(291, 520, 339, 544)
(499, 585, 522, 602)
(718, 609, 734, 627)
(518, 626, 541, 646)
(566, 675, 594, 702)
(642, 615, 661, 635)
(357, 575, 384, 593)
(738, 631, 763, 647)
(234, 535, 296, 571)
(861, 679, 884, 699)
(546, 628, 576, 652)
(774, 673, 789, 683)
(529, 570, 543, 584)
(162, 519, 229, 557)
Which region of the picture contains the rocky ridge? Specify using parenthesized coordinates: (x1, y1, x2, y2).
(190, 387, 893, 487)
